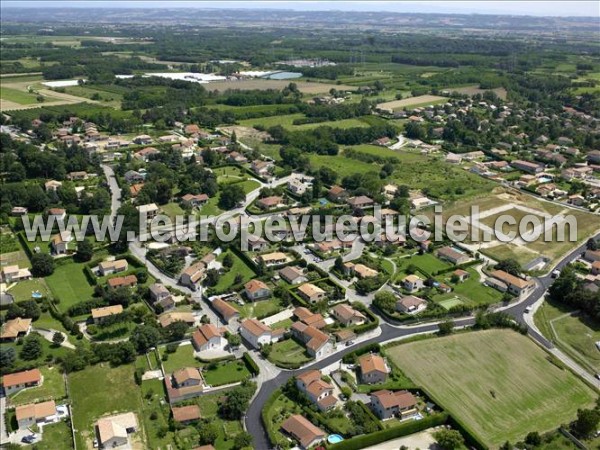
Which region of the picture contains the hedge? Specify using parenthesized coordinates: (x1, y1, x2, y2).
(262, 388, 283, 448)
(434, 258, 481, 276)
(355, 400, 384, 431)
(327, 412, 449, 450)
(242, 352, 260, 376)
(342, 343, 381, 364)
(351, 303, 379, 335)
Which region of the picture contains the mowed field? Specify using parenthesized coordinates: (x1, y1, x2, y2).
(387, 330, 597, 447)
(376, 94, 448, 111)
(204, 79, 356, 94)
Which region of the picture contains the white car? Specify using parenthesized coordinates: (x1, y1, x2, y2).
(525, 306, 532, 313)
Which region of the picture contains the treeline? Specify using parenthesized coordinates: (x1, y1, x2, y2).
(218, 88, 300, 106)
(296, 98, 371, 122)
(548, 263, 600, 321)
(277, 64, 354, 80)
(119, 76, 212, 110)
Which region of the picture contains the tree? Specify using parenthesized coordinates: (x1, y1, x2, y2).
(31, 253, 55, 277)
(219, 381, 255, 420)
(373, 291, 396, 312)
(197, 421, 219, 445)
(163, 321, 188, 342)
(524, 431, 541, 446)
(223, 253, 234, 269)
(20, 333, 43, 360)
(571, 407, 600, 438)
(233, 431, 253, 450)
(334, 256, 344, 273)
(227, 333, 241, 348)
(130, 325, 162, 353)
(218, 184, 245, 209)
(438, 319, 454, 336)
(495, 259, 521, 276)
(74, 239, 94, 262)
(52, 332, 65, 347)
(433, 429, 465, 449)
(0, 347, 16, 369)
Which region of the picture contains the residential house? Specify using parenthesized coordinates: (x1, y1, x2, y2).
(124, 170, 145, 184)
(192, 324, 224, 352)
(133, 134, 153, 145)
(181, 193, 209, 208)
(402, 274, 424, 293)
(278, 266, 307, 285)
(158, 312, 195, 328)
(347, 195, 374, 209)
(133, 147, 160, 162)
(180, 254, 214, 290)
(587, 150, 600, 164)
(511, 160, 544, 174)
(211, 298, 240, 324)
(568, 195, 585, 206)
(453, 269, 470, 282)
(244, 279, 271, 301)
(1, 265, 32, 283)
(165, 368, 205, 403)
(584, 249, 600, 263)
(370, 390, 417, 420)
(291, 322, 331, 358)
(327, 185, 349, 203)
(489, 270, 535, 296)
(91, 305, 124, 324)
(396, 295, 427, 314)
(98, 259, 128, 276)
(0, 317, 32, 341)
(591, 261, 600, 276)
(107, 275, 137, 289)
(129, 183, 144, 198)
(344, 262, 379, 279)
(251, 160, 273, 178)
(293, 307, 327, 329)
(171, 405, 201, 424)
(445, 153, 463, 164)
(358, 354, 390, 384)
(137, 203, 159, 220)
(96, 412, 138, 449)
(258, 252, 288, 266)
(149, 283, 171, 303)
(297, 283, 326, 304)
(280, 415, 326, 450)
(2, 369, 42, 395)
(16, 400, 57, 430)
(436, 246, 470, 265)
(295, 370, 338, 411)
(239, 318, 284, 349)
(48, 208, 66, 222)
(227, 151, 248, 164)
(247, 235, 269, 252)
(332, 304, 366, 326)
(257, 196, 284, 210)
(10, 206, 28, 216)
(288, 178, 309, 195)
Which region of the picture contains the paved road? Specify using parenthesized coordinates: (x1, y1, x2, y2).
(101, 164, 121, 221)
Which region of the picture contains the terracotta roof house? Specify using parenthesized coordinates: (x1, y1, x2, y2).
(181, 193, 209, 208)
(158, 312, 195, 328)
(165, 368, 205, 403)
(293, 307, 327, 329)
(16, 400, 57, 430)
(296, 370, 338, 411)
(258, 252, 288, 266)
(297, 283, 326, 304)
(334, 329, 356, 344)
(592, 261, 600, 276)
(453, 269, 470, 282)
(211, 298, 240, 324)
(331, 304, 366, 326)
(0, 317, 32, 341)
(192, 446, 216, 450)
(192, 324, 224, 352)
(511, 159, 544, 174)
(133, 146, 160, 161)
(257, 196, 284, 210)
(370, 390, 417, 420)
(291, 322, 331, 358)
(50, 231, 72, 255)
(279, 266, 308, 285)
(129, 183, 144, 197)
(91, 305, 124, 324)
(489, 270, 534, 297)
(239, 318, 284, 349)
(280, 414, 326, 449)
(2, 368, 42, 395)
(171, 405, 201, 424)
(96, 412, 138, 449)
(347, 195, 374, 209)
(436, 246, 470, 265)
(396, 295, 427, 314)
(345, 263, 379, 279)
(359, 354, 390, 384)
(184, 124, 201, 135)
(244, 279, 271, 301)
(107, 275, 138, 289)
(180, 255, 214, 289)
(327, 185, 349, 202)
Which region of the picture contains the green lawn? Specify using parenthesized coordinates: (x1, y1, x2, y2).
(432, 267, 504, 307)
(91, 321, 137, 341)
(308, 153, 378, 178)
(263, 390, 305, 448)
(45, 261, 95, 311)
(239, 113, 370, 131)
(159, 343, 198, 373)
(396, 253, 451, 279)
(236, 180, 261, 195)
(1, 334, 70, 372)
(198, 195, 223, 217)
(7, 278, 51, 301)
(69, 363, 145, 450)
(234, 297, 284, 319)
(213, 250, 256, 292)
(10, 365, 66, 406)
(387, 330, 597, 447)
(1, 86, 40, 104)
(269, 318, 293, 330)
(35, 420, 74, 450)
(203, 360, 251, 387)
(160, 202, 185, 219)
(268, 339, 312, 367)
(535, 299, 600, 373)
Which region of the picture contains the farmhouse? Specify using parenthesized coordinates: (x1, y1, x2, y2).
(370, 390, 417, 420)
(436, 246, 470, 265)
(0, 317, 32, 341)
(489, 270, 535, 296)
(280, 414, 326, 450)
(1, 368, 42, 395)
(98, 259, 128, 276)
(171, 405, 201, 424)
(396, 295, 427, 314)
(359, 354, 390, 384)
(244, 279, 271, 301)
(296, 370, 338, 411)
(331, 304, 366, 326)
(279, 266, 308, 285)
(192, 323, 224, 352)
(211, 298, 240, 324)
(16, 400, 57, 430)
(297, 283, 326, 304)
(239, 318, 284, 349)
(91, 305, 124, 324)
(96, 412, 138, 449)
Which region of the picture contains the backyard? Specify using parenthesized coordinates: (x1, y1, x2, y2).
(213, 250, 256, 292)
(159, 343, 198, 373)
(387, 330, 597, 447)
(268, 338, 312, 368)
(10, 365, 66, 406)
(45, 260, 96, 311)
(203, 359, 252, 386)
(234, 297, 285, 319)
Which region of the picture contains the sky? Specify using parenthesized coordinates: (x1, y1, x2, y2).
(2, 1, 599, 18)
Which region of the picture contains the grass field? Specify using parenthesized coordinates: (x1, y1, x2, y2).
(203, 79, 356, 94)
(213, 250, 256, 292)
(535, 299, 600, 373)
(268, 338, 312, 367)
(159, 343, 198, 373)
(35, 420, 74, 450)
(0, 86, 40, 104)
(234, 297, 284, 319)
(7, 278, 51, 301)
(46, 261, 95, 311)
(376, 94, 448, 111)
(387, 330, 597, 447)
(203, 360, 251, 386)
(10, 365, 66, 406)
(239, 113, 371, 131)
(432, 267, 504, 307)
(69, 363, 145, 450)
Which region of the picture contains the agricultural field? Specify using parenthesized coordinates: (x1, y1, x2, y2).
(443, 85, 508, 100)
(535, 299, 600, 373)
(203, 79, 356, 93)
(376, 94, 448, 111)
(239, 113, 371, 131)
(388, 330, 597, 447)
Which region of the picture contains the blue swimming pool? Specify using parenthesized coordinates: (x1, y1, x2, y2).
(328, 434, 344, 444)
(31, 291, 43, 299)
